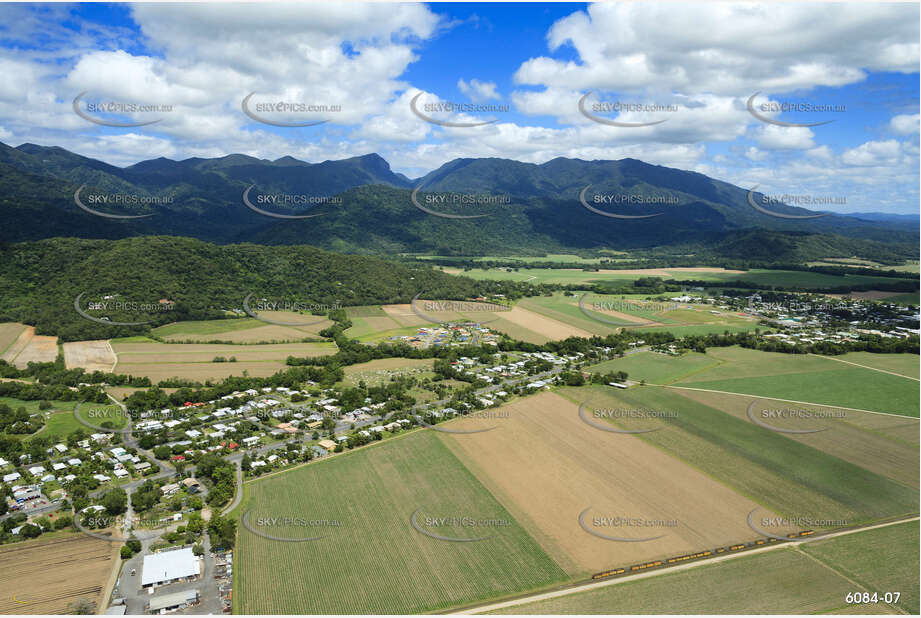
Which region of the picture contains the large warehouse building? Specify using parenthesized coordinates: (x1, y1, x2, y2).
(141, 547, 200, 588)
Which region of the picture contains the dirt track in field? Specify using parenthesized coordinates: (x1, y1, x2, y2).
(439, 391, 778, 577)
(63, 340, 116, 373)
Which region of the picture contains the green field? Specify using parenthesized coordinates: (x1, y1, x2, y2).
(235, 431, 567, 614)
(561, 385, 918, 526)
(802, 521, 920, 615)
(152, 318, 265, 337)
(491, 525, 916, 614)
(676, 347, 919, 417)
(449, 266, 916, 291)
(587, 351, 719, 384)
(837, 352, 920, 379)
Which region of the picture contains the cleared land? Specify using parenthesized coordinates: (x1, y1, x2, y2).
(0, 533, 118, 615)
(0, 323, 27, 357)
(490, 306, 592, 344)
(439, 391, 774, 578)
(111, 340, 336, 382)
(488, 543, 900, 614)
(62, 340, 116, 373)
(588, 351, 720, 384)
(152, 313, 332, 343)
(802, 521, 919, 615)
(674, 346, 919, 417)
(675, 389, 919, 489)
(342, 358, 434, 387)
(381, 303, 430, 327)
(1, 326, 58, 368)
(578, 386, 919, 526)
(235, 431, 566, 614)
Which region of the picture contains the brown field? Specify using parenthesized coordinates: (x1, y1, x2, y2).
(675, 389, 919, 489)
(0, 323, 27, 357)
(107, 385, 179, 400)
(492, 306, 592, 343)
(438, 391, 779, 577)
(111, 340, 335, 382)
(113, 341, 334, 364)
(2, 326, 59, 368)
(114, 361, 294, 383)
(381, 304, 430, 327)
(0, 534, 118, 615)
(62, 340, 116, 373)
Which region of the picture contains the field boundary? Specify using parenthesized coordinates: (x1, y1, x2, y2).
(809, 354, 920, 382)
(453, 516, 920, 614)
(659, 384, 921, 420)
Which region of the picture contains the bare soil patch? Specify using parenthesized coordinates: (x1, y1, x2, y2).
(63, 340, 116, 373)
(439, 391, 775, 577)
(0, 534, 118, 614)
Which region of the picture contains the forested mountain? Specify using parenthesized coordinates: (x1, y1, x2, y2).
(0, 141, 916, 259)
(0, 236, 495, 341)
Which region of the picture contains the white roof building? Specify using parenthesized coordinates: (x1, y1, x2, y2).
(141, 547, 200, 587)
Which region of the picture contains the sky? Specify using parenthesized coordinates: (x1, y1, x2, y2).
(0, 2, 918, 214)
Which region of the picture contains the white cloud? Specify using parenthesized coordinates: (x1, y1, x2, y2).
(457, 78, 499, 102)
(890, 113, 920, 136)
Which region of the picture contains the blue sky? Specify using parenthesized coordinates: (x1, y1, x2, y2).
(0, 2, 917, 213)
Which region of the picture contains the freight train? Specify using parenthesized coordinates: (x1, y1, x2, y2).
(591, 530, 815, 580)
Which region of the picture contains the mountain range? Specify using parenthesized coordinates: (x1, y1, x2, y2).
(0, 141, 916, 259)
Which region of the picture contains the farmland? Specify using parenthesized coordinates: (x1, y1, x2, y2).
(1, 325, 58, 368)
(0, 322, 26, 356)
(0, 533, 118, 614)
(673, 347, 919, 417)
(151, 313, 333, 343)
(588, 351, 720, 385)
(569, 386, 919, 526)
(111, 340, 336, 383)
(674, 389, 919, 489)
(439, 391, 772, 578)
(341, 357, 434, 387)
(802, 521, 919, 615)
(489, 529, 912, 614)
(235, 430, 567, 614)
(62, 340, 115, 373)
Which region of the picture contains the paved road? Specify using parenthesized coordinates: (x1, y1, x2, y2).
(220, 459, 243, 516)
(455, 515, 921, 615)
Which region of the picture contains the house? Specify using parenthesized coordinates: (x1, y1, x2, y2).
(3, 472, 21, 483)
(242, 436, 260, 446)
(317, 439, 338, 451)
(181, 478, 201, 493)
(114, 469, 129, 479)
(28, 465, 46, 477)
(53, 444, 68, 454)
(147, 589, 198, 613)
(52, 462, 67, 472)
(67, 458, 82, 466)
(160, 483, 180, 496)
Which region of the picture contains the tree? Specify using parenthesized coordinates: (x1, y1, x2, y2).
(120, 545, 133, 559)
(20, 523, 42, 538)
(67, 598, 96, 615)
(101, 488, 127, 515)
(240, 454, 251, 471)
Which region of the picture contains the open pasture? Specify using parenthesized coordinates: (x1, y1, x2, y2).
(674, 346, 919, 417)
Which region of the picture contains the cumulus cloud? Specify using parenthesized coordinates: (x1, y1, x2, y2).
(457, 78, 499, 102)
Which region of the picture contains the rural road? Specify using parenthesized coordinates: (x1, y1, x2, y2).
(808, 353, 919, 381)
(220, 459, 243, 516)
(454, 515, 921, 614)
